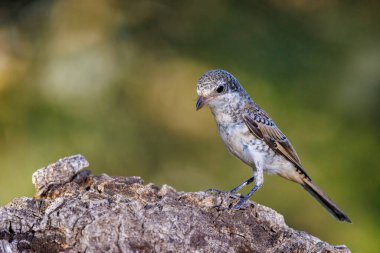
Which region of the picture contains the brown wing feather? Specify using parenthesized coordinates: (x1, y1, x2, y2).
(242, 108, 310, 180)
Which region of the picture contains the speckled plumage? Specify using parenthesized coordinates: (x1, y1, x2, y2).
(196, 69, 351, 222)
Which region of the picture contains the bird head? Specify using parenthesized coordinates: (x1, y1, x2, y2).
(196, 69, 241, 110)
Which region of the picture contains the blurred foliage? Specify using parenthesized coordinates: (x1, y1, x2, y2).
(0, 0, 379, 251)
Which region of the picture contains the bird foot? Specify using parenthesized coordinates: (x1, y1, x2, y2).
(231, 202, 246, 210)
(206, 188, 242, 200)
(230, 198, 255, 210)
(214, 199, 253, 211)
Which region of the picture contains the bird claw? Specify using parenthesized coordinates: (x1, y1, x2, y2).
(231, 202, 245, 210)
(216, 201, 252, 211)
(230, 198, 255, 210)
(206, 188, 242, 200)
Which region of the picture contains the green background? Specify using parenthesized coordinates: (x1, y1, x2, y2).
(0, 0, 379, 251)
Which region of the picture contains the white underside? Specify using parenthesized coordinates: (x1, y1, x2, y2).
(218, 121, 300, 182)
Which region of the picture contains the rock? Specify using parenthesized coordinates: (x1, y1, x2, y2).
(0, 155, 350, 253)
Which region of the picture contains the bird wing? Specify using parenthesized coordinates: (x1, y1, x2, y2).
(242, 105, 310, 180)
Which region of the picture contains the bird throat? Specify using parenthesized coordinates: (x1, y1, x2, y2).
(209, 93, 246, 125)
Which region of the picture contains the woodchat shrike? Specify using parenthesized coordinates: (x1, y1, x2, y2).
(196, 69, 351, 223)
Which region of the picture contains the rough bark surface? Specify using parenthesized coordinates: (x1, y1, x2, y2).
(0, 155, 350, 253)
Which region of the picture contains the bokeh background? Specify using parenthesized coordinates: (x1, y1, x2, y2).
(0, 0, 379, 251)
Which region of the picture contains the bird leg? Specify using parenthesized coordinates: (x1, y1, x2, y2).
(229, 176, 255, 193)
(232, 166, 264, 209)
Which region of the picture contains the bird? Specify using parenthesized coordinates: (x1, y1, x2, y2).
(196, 69, 351, 223)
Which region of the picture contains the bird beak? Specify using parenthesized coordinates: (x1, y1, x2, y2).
(196, 96, 206, 111)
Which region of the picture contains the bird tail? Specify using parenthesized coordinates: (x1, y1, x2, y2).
(301, 179, 351, 223)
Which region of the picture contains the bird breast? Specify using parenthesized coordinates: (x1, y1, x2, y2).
(218, 121, 258, 166)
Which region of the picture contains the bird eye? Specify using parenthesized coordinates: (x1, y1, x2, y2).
(216, 85, 225, 93)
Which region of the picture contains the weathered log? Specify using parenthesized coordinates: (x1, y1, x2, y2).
(0, 155, 350, 253)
